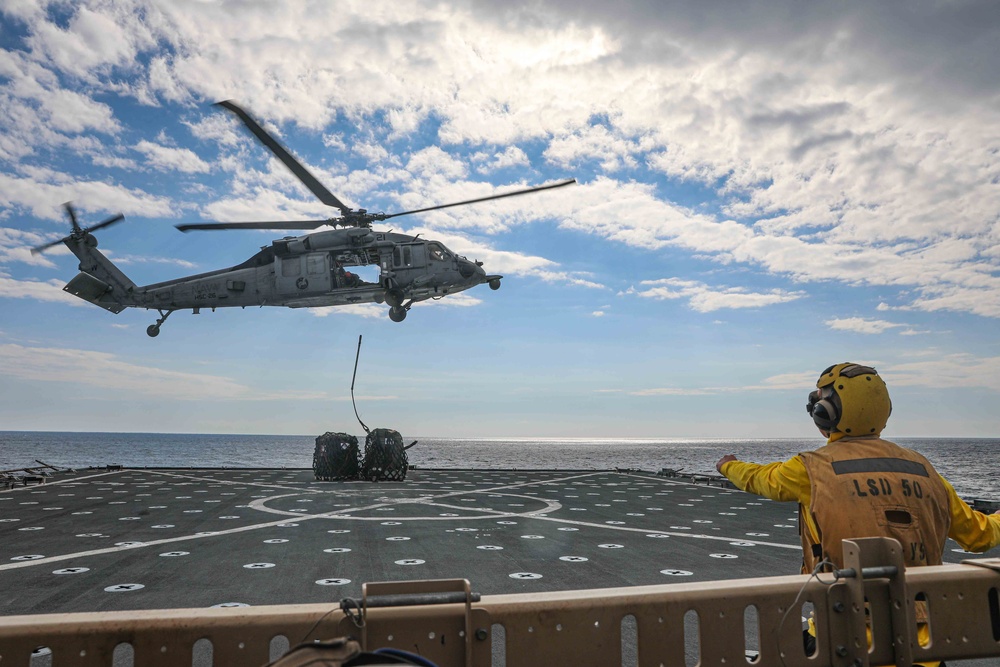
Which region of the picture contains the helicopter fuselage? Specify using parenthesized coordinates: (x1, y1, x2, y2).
(61, 227, 499, 334)
(139, 229, 489, 308)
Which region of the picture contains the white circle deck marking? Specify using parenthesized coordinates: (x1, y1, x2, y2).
(151, 524, 174, 529)
(160, 551, 189, 557)
(710, 553, 738, 559)
(730, 542, 756, 547)
(598, 544, 624, 549)
(324, 548, 351, 553)
(509, 572, 542, 579)
(243, 562, 275, 569)
(19, 526, 44, 531)
(264, 539, 288, 544)
(386, 536, 410, 541)
(660, 569, 694, 576)
(212, 602, 249, 607)
(557, 527, 579, 532)
(115, 542, 144, 547)
(560, 556, 588, 562)
(521, 535, 544, 539)
(328, 529, 350, 534)
(316, 578, 351, 585)
(105, 583, 144, 592)
(53, 567, 90, 574)
(11, 555, 44, 561)
(646, 534, 669, 538)
(477, 545, 503, 550)
(395, 559, 424, 565)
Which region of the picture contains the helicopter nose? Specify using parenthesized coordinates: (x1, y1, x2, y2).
(457, 258, 482, 280)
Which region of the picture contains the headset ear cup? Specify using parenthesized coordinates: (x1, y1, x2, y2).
(811, 398, 839, 431)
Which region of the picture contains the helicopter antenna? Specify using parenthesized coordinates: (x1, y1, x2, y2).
(351, 335, 370, 435)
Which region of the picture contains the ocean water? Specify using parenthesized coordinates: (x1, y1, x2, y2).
(1, 431, 997, 499)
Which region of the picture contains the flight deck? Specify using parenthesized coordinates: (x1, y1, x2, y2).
(1, 466, 990, 617)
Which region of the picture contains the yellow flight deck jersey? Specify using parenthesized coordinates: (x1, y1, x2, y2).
(720, 435, 1000, 667)
(720, 443, 1000, 560)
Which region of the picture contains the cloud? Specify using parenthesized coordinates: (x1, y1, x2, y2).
(0, 273, 83, 305)
(134, 140, 211, 174)
(472, 146, 530, 174)
(885, 354, 1000, 393)
(629, 277, 804, 312)
(3, 0, 1000, 322)
(826, 317, 905, 335)
(628, 355, 1000, 398)
(0, 170, 174, 221)
(308, 292, 483, 319)
(0, 343, 333, 401)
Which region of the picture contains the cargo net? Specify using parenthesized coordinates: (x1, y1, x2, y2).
(313, 432, 360, 481)
(361, 428, 408, 482)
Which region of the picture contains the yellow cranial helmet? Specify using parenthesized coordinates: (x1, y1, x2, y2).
(806, 363, 892, 436)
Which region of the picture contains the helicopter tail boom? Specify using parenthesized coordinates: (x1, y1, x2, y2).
(61, 233, 137, 314)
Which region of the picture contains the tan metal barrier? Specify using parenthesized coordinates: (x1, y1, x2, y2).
(1, 539, 998, 666)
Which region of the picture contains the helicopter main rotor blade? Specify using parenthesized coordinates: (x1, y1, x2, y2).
(215, 100, 351, 215)
(382, 178, 577, 221)
(176, 219, 332, 232)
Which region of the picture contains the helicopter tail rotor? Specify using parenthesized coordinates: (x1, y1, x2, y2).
(31, 203, 125, 255)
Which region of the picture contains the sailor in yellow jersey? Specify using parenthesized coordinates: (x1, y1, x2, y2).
(716, 363, 1000, 667)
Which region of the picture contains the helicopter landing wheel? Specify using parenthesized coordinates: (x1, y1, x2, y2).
(388, 306, 407, 323)
(147, 309, 174, 337)
(489, 278, 501, 291)
(385, 288, 405, 308)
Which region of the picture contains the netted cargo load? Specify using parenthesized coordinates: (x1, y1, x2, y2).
(360, 428, 408, 481)
(313, 432, 360, 481)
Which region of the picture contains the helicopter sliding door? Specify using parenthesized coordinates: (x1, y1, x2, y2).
(388, 243, 428, 287)
(275, 252, 332, 295)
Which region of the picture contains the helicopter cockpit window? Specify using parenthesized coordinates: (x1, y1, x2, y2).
(428, 243, 449, 261)
(281, 257, 302, 277)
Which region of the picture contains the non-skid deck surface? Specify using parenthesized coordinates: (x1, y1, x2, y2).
(0, 467, 984, 615)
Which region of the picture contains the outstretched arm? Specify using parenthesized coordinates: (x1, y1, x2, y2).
(717, 455, 811, 504)
(716, 454, 737, 473)
(941, 476, 1000, 553)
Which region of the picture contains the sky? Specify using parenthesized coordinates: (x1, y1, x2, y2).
(1, 0, 999, 438)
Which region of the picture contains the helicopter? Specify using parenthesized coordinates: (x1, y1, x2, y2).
(32, 100, 575, 336)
